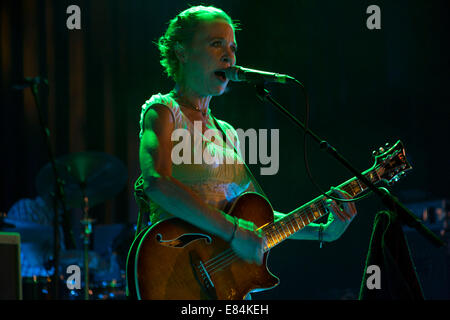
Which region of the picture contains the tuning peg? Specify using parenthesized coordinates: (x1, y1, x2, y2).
(378, 147, 385, 153)
(372, 150, 378, 157)
(385, 142, 390, 148)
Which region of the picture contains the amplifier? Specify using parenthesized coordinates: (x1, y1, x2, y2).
(0, 232, 22, 299)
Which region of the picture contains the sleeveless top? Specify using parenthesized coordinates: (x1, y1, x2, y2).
(139, 92, 258, 224)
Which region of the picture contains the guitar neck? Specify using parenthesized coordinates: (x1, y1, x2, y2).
(261, 166, 382, 252)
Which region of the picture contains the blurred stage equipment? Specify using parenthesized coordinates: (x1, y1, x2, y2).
(0, 232, 22, 299)
(0, 219, 129, 299)
(3, 200, 57, 299)
(359, 209, 425, 299)
(2, 208, 54, 278)
(360, 198, 450, 299)
(35, 152, 128, 210)
(13, 75, 74, 298)
(402, 199, 450, 299)
(11, 75, 128, 300)
(35, 151, 128, 299)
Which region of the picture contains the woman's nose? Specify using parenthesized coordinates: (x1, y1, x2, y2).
(221, 56, 230, 64)
(221, 50, 235, 65)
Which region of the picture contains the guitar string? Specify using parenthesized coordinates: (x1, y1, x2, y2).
(202, 224, 273, 272)
(203, 173, 374, 274)
(203, 192, 363, 275)
(205, 250, 238, 275)
(203, 248, 235, 268)
(261, 199, 329, 247)
(202, 250, 237, 275)
(204, 212, 313, 275)
(277, 174, 371, 244)
(206, 180, 370, 273)
(204, 173, 382, 275)
(201, 172, 383, 277)
(207, 251, 237, 274)
(203, 205, 325, 275)
(265, 180, 369, 247)
(202, 199, 329, 274)
(202, 176, 364, 269)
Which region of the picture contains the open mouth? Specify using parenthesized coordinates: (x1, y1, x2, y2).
(214, 70, 227, 82)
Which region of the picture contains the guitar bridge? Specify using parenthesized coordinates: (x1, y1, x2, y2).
(189, 251, 217, 299)
(198, 261, 214, 289)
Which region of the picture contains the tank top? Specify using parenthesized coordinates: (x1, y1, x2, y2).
(139, 92, 257, 223)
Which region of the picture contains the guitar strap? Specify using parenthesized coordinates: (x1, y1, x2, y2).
(211, 115, 268, 200)
(133, 174, 150, 238)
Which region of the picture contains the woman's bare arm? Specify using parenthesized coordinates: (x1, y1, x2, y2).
(140, 104, 264, 263)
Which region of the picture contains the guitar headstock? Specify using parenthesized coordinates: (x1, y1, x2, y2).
(372, 140, 412, 185)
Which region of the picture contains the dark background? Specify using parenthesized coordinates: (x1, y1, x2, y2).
(1, 0, 449, 299)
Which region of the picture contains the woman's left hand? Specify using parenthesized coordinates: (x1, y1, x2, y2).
(323, 187, 357, 242)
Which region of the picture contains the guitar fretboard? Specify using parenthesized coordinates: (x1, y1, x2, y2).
(261, 167, 381, 251)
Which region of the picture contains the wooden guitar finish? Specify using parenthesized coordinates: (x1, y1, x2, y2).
(127, 140, 412, 300)
(127, 192, 279, 300)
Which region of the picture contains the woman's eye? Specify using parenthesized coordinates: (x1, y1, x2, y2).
(211, 41, 237, 54)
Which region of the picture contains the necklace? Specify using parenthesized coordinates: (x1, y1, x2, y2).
(180, 102, 208, 116)
(171, 90, 208, 117)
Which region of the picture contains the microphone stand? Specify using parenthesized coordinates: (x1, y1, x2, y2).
(27, 80, 75, 299)
(253, 82, 445, 248)
(80, 182, 94, 301)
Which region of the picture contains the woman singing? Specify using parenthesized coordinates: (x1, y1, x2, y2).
(133, 5, 357, 299)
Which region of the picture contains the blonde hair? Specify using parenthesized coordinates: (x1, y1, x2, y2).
(156, 5, 240, 82)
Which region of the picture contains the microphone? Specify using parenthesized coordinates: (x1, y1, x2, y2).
(12, 76, 48, 90)
(224, 65, 296, 84)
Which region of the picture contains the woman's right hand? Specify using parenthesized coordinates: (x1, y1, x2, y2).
(229, 218, 265, 265)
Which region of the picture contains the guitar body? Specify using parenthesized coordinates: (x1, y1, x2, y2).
(126, 192, 280, 300)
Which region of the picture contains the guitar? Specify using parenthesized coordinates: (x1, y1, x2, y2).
(126, 140, 412, 300)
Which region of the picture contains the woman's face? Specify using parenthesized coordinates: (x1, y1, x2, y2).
(179, 19, 237, 97)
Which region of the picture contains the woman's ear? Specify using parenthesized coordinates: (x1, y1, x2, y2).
(174, 42, 187, 64)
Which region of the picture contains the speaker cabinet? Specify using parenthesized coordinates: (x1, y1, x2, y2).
(0, 232, 22, 299)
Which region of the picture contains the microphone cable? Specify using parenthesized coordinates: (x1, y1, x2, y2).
(294, 79, 372, 203)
